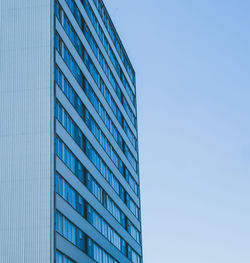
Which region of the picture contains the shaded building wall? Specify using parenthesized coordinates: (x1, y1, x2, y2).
(0, 0, 54, 262)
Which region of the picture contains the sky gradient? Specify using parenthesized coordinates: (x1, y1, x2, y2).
(104, 1, 250, 262)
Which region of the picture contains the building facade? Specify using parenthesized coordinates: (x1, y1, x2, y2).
(0, 0, 142, 263)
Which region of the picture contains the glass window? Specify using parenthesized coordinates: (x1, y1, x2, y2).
(56, 137, 62, 159)
(56, 174, 63, 196)
(101, 219, 108, 238)
(76, 194, 84, 216)
(55, 33, 62, 54)
(93, 210, 102, 232)
(87, 204, 93, 224)
(55, 67, 62, 88)
(121, 239, 127, 256)
(76, 229, 84, 251)
(56, 252, 63, 263)
(56, 212, 63, 235)
(93, 243, 102, 263)
(76, 160, 84, 182)
(87, 238, 94, 258)
(55, 1, 62, 22)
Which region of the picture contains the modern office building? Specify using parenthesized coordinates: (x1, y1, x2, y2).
(0, 0, 142, 262)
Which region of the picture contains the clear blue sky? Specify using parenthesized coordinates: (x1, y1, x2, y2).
(105, 1, 250, 262)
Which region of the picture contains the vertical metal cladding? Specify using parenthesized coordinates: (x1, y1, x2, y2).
(0, 0, 54, 262)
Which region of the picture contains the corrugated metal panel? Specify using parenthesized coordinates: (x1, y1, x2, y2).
(0, 0, 54, 262)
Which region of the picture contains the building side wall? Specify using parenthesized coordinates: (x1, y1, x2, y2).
(0, 0, 54, 262)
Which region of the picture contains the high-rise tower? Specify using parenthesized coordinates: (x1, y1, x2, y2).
(0, 0, 142, 262)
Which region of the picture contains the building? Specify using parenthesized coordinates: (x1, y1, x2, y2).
(0, 0, 142, 263)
